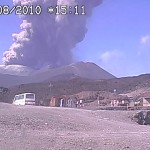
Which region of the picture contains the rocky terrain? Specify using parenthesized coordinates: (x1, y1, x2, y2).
(1, 73, 150, 105)
(1, 62, 150, 108)
(1, 72, 150, 149)
(0, 103, 150, 150)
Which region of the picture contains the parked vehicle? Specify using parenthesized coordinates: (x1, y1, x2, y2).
(13, 93, 36, 105)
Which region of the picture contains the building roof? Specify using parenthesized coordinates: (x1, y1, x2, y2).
(138, 97, 150, 103)
(144, 97, 150, 103)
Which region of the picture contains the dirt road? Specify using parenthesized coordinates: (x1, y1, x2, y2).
(0, 103, 150, 150)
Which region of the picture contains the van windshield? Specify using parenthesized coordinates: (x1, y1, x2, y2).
(26, 94, 35, 99)
(14, 95, 19, 100)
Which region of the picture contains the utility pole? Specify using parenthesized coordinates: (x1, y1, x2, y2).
(48, 82, 53, 99)
(0, 87, 3, 101)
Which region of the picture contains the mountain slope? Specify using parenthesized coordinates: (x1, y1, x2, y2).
(0, 65, 34, 76)
(1, 73, 150, 104)
(30, 62, 116, 83)
(0, 62, 115, 87)
(0, 74, 27, 87)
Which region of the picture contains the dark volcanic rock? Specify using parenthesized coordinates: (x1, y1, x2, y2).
(133, 111, 150, 125)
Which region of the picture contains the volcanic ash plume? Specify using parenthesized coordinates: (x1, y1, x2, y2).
(2, 0, 102, 68)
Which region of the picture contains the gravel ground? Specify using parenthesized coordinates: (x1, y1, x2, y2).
(0, 103, 150, 150)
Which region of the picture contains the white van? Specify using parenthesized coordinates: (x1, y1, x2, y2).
(13, 93, 36, 105)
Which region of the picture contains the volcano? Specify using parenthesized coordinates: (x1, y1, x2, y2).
(0, 62, 115, 87)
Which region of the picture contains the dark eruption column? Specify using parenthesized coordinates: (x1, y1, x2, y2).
(2, 0, 102, 69)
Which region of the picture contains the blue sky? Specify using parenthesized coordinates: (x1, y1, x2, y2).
(1, 0, 150, 77)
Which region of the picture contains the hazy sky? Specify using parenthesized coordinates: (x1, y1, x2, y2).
(0, 0, 150, 77)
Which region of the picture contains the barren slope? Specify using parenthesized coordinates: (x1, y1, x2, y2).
(0, 103, 150, 150)
(0, 65, 34, 76)
(0, 62, 115, 87)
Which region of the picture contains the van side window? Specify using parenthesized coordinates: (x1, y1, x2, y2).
(26, 94, 35, 99)
(18, 95, 24, 99)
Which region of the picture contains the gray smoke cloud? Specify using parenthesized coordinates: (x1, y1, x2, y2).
(3, 0, 102, 68)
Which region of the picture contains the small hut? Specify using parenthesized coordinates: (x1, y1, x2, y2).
(50, 96, 66, 107)
(137, 97, 150, 107)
